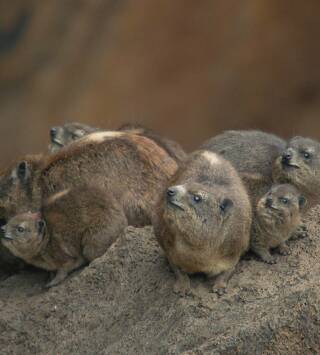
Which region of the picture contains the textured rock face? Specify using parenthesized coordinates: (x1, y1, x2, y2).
(1, 205, 320, 354)
(1, 1, 320, 165)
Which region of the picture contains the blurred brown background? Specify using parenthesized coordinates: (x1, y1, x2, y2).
(1, 0, 320, 166)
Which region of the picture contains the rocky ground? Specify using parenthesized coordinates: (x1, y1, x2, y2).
(1, 207, 320, 354)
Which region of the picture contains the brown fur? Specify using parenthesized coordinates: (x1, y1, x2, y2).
(2, 184, 127, 287)
(251, 184, 304, 264)
(201, 130, 286, 206)
(273, 136, 320, 211)
(0, 132, 177, 223)
(49, 122, 99, 153)
(202, 130, 320, 214)
(153, 150, 251, 295)
(0, 132, 178, 269)
(49, 122, 187, 164)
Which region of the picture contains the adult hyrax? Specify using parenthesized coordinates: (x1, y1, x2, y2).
(202, 130, 320, 213)
(0, 132, 178, 271)
(0, 131, 178, 227)
(49, 122, 99, 153)
(49, 122, 187, 163)
(0, 154, 44, 270)
(2, 184, 127, 287)
(273, 136, 320, 211)
(154, 150, 251, 295)
(251, 184, 305, 264)
(201, 130, 286, 205)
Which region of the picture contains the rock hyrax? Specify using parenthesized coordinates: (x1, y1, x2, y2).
(2, 184, 127, 287)
(154, 150, 251, 295)
(251, 184, 305, 264)
(202, 130, 320, 214)
(201, 130, 286, 205)
(273, 136, 320, 211)
(49, 122, 187, 163)
(0, 131, 178, 227)
(0, 132, 178, 270)
(49, 122, 99, 153)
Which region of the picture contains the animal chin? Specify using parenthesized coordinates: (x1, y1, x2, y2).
(282, 162, 300, 170)
(2, 234, 14, 241)
(168, 200, 185, 211)
(52, 139, 64, 147)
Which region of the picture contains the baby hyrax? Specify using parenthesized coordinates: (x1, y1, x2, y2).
(49, 122, 187, 163)
(251, 184, 305, 264)
(154, 150, 251, 295)
(49, 122, 99, 153)
(2, 185, 127, 287)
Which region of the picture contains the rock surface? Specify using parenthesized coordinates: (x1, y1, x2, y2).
(1, 206, 320, 354)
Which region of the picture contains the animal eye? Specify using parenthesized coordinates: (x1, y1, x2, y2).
(302, 151, 311, 160)
(280, 197, 288, 204)
(220, 198, 233, 214)
(17, 226, 25, 233)
(193, 194, 202, 203)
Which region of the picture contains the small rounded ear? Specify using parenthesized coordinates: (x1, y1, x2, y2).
(298, 196, 307, 209)
(74, 129, 85, 138)
(220, 198, 234, 215)
(16, 161, 30, 182)
(37, 219, 46, 234)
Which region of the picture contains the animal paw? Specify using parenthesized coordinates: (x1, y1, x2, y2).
(291, 225, 308, 240)
(173, 280, 192, 297)
(211, 286, 227, 296)
(263, 256, 277, 265)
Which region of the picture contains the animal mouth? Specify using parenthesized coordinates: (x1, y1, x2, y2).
(282, 161, 300, 169)
(267, 205, 280, 212)
(167, 200, 185, 211)
(51, 138, 64, 147)
(1, 235, 14, 241)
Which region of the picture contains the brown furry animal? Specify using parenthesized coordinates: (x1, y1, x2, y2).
(2, 184, 127, 287)
(201, 130, 286, 206)
(49, 122, 99, 153)
(153, 150, 251, 296)
(251, 184, 305, 264)
(49, 122, 187, 163)
(0, 131, 177, 223)
(273, 136, 320, 211)
(202, 130, 320, 213)
(0, 132, 178, 269)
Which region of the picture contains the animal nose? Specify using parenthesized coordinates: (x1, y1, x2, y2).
(50, 127, 57, 139)
(281, 151, 292, 164)
(167, 187, 177, 197)
(266, 197, 273, 208)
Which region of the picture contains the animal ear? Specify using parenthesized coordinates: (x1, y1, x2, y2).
(37, 219, 46, 234)
(298, 196, 307, 209)
(0, 224, 6, 234)
(74, 129, 86, 138)
(220, 198, 233, 215)
(16, 161, 31, 183)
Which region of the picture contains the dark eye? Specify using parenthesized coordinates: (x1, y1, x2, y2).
(193, 194, 202, 203)
(279, 197, 288, 204)
(17, 226, 25, 233)
(219, 198, 234, 214)
(302, 151, 311, 160)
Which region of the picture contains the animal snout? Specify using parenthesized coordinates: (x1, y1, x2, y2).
(167, 187, 177, 198)
(50, 127, 57, 139)
(281, 150, 293, 165)
(265, 197, 273, 208)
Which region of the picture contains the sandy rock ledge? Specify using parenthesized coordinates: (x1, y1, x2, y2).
(1, 208, 320, 354)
